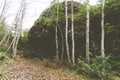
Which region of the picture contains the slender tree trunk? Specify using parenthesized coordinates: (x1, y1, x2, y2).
(86, 0, 90, 63)
(0, 30, 9, 46)
(61, 32, 64, 63)
(7, 36, 15, 52)
(13, 33, 20, 58)
(12, 33, 18, 58)
(71, 0, 75, 65)
(49, 0, 64, 63)
(7, 30, 18, 52)
(55, 0, 59, 62)
(0, 0, 10, 46)
(0, 0, 7, 21)
(65, 0, 71, 63)
(101, 0, 105, 76)
(101, 0, 105, 58)
(5, 33, 10, 47)
(7, 0, 27, 58)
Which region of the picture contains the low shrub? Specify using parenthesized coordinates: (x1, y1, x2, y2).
(76, 55, 111, 80)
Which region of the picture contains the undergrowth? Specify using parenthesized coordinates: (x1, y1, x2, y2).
(76, 55, 111, 80)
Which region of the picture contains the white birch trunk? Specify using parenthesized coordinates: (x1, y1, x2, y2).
(55, 0, 59, 62)
(7, 0, 27, 58)
(71, 0, 75, 65)
(65, 0, 71, 63)
(0, 30, 9, 46)
(0, 0, 9, 22)
(101, 0, 105, 58)
(86, 0, 90, 63)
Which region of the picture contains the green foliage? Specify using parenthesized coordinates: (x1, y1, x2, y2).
(0, 52, 7, 60)
(74, 5, 86, 21)
(18, 29, 29, 50)
(29, 0, 120, 61)
(77, 56, 111, 80)
(50, 3, 64, 21)
(105, 23, 118, 33)
(0, 21, 6, 40)
(29, 1, 120, 79)
(21, 29, 29, 42)
(0, 46, 7, 52)
(34, 3, 64, 26)
(110, 55, 120, 77)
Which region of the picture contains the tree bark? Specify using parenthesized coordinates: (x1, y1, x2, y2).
(55, 0, 59, 62)
(101, 0, 105, 58)
(49, 0, 64, 63)
(7, 0, 27, 58)
(65, 0, 71, 63)
(0, 0, 9, 22)
(0, 30, 9, 47)
(86, 0, 90, 63)
(71, 0, 75, 65)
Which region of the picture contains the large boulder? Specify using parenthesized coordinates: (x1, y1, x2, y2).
(28, 1, 85, 58)
(28, 1, 120, 59)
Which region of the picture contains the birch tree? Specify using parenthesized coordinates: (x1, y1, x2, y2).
(0, 27, 9, 46)
(0, 0, 9, 22)
(71, 0, 75, 65)
(86, 0, 90, 63)
(0, 0, 10, 47)
(65, 0, 71, 63)
(9, 0, 27, 58)
(54, 0, 59, 62)
(101, 0, 105, 58)
(50, 0, 64, 63)
(55, 3, 64, 63)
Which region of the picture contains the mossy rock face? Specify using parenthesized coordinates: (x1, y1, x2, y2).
(28, 1, 120, 58)
(28, 1, 85, 58)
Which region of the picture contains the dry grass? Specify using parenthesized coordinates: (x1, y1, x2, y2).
(0, 57, 94, 80)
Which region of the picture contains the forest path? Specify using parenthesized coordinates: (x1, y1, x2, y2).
(0, 57, 89, 80)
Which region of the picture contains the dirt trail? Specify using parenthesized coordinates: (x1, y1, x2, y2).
(0, 58, 89, 80)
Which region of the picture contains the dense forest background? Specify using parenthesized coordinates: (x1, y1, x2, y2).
(0, 0, 120, 80)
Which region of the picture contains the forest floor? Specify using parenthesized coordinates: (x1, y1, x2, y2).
(0, 57, 94, 80)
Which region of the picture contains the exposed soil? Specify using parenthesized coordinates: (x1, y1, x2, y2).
(0, 57, 91, 80)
